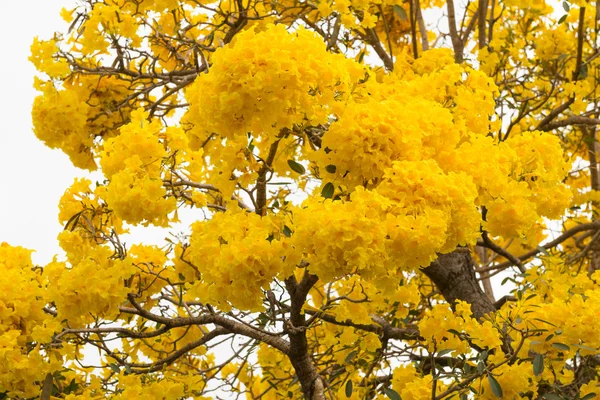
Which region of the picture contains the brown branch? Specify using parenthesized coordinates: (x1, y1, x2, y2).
(284, 272, 325, 399)
(415, 0, 430, 51)
(130, 328, 229, 373)
(122, 295, 291, 354)
(478, 0, 488, 49)
(481, 220, 600, 273)
(40, 373, 53, 400)
(255, 139, 281, 215)
(361, 27, 394, 71)
(572, 6, 587, 81)
(478, 232, 526, 273)
(447, 0, 465, 62)
(535, 98, 575, 131)
(540, 116, 600, 131)
(409, 0, 419, 58)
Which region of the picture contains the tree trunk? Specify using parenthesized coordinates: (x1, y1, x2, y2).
(422, 249, 496, 319)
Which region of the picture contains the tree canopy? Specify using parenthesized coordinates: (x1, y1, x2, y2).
(4, 0, 600, 398)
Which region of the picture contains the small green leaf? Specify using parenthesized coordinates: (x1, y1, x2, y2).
(345, 380, 353, 398)
(552, 342, 570, 351)
(477, 361, 486, 374)
(325, 164, 337, 174)
(558, 14, 568, 24)
(108, 363, 120, 374)
(543, 394, 563, 400)
(437, 348, 454, 357)
(572, 344, 597, 352)
(581, 393, 597, 400)
(487, 374, 503, 398)
(578, 63, 589, 80)
(393, 5, 407, 20)
(345, 350, 357, 363)
(321, 182, 335, 199)
(283, 225, 292, 238)
(533, 353, 544, 376)
(287, 159, 306, 175)
(384, 388, 402, 400)
(562, 1, 570, 12)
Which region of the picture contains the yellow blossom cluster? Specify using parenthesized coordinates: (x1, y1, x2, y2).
(438, 131, 571, 240)
(291, 160, 480, 281)
(316, 49, 500, 191)
(418, 301, 503, 355)
(187, 210, 290, 311)
(44, 231, 136, 325)
(0, 244, 62, 398)
(31, 76, 131, 169)
(76, 3, 140, 54)
(29, 37, 70, 78)
(99, 109, 176, 226)
(185, 24, 363, 143)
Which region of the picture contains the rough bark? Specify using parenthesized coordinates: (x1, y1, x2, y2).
(422, 249, 496, 319)
(285, 273, 325, 400)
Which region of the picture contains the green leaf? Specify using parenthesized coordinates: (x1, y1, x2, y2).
(283, 225, 293, 238)
(345, 380, 353, 398)
(533, 353, 544, 376)
(287, 159, 306, 175)
(108, 363, 120, 374)
(477, 361, 486, 374)
(578, 63, 589, 80)
(321, 182, 335, 199)
(487, 374, 503, 398)
(581, 393, 597, 400)
(558, 14, 568, 24)
(562, 1, 570, 12)
(543, 394, 563, 400)
(437, 348, 454, 357)
(552, 342, 570, 351)
(384, 388, 402, 400)
(393, 5, 407, 20)
(345, 350, 357, 363)
(572, 344, 597, 352)
(325, 164, 337, 174)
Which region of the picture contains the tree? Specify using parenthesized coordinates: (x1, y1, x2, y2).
(4, 0, 600, 398)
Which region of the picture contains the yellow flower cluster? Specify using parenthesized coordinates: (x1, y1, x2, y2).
(31, 76, 131, 169)
(479, 362, 537, 400)
(317, 49, 499, 192)
(316, 96, 455, 189)
(187, 210, 289, 311)
(0, 243, 61, 398)
(77, 3, 140, 54)
(44, 231, 136, 325)
(390, 364, 436, 400)
(29, 37, 70, 78)
(290, 189, 390, 282)
(184, 24, 363, 143)
(418, 301, 503, 355)
(437, 131, 571, 240)
(99, 109, 176, 226)
(378, 160, 481, 267)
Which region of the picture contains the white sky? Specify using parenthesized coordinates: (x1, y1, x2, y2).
(0, 0, 80, 265)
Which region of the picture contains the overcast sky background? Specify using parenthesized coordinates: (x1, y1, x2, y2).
(0, 0, 81, 265)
